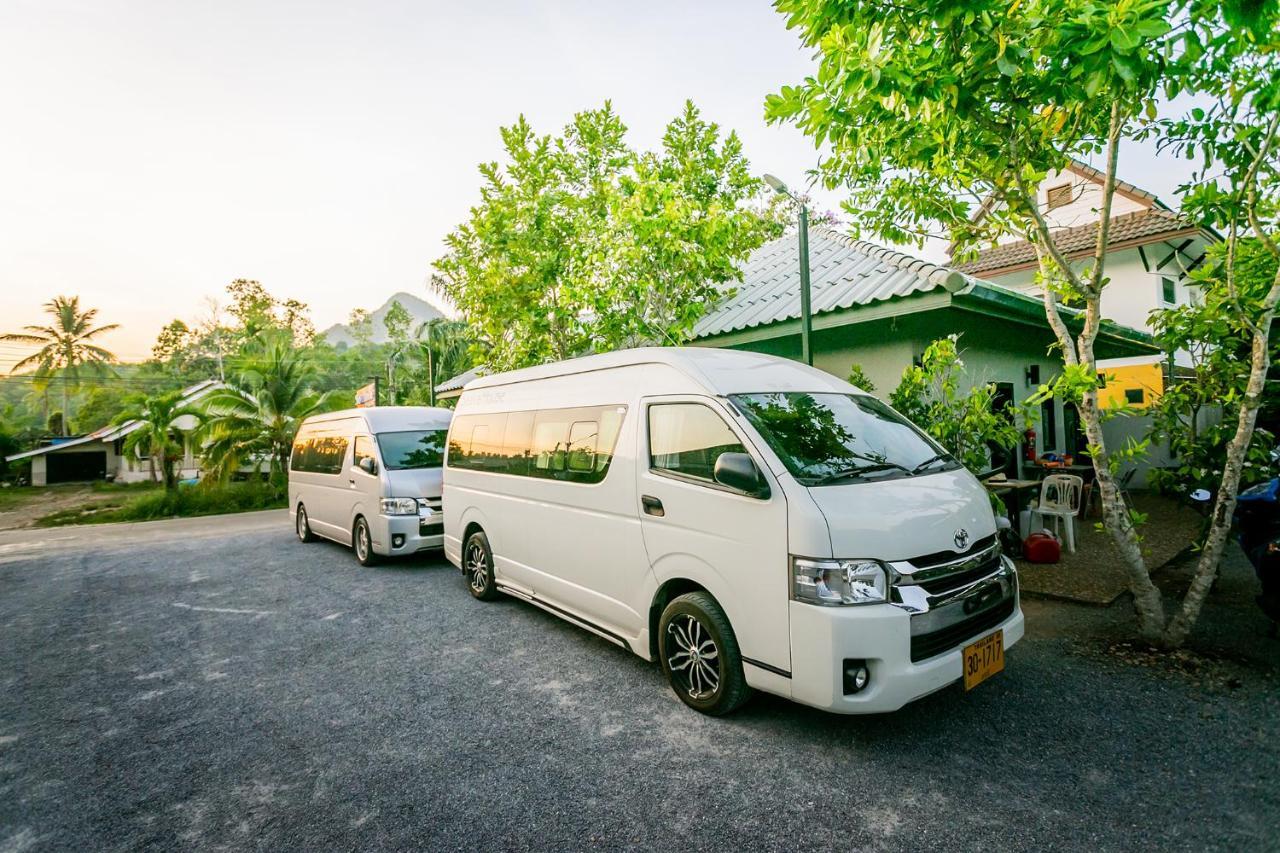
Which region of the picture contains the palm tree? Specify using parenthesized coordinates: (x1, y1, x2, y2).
(415, 318, 474, 405)
(2, 296, 118, 434)
(199, 335, 338, 485)
(114, 391, 204, 490)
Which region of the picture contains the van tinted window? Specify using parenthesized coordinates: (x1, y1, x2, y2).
(448, 405, 626, 484)
(648, 403, 747, 483)
(290, 432, 349, 474)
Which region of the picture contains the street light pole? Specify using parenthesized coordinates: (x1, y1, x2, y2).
(797, 202, 812, 366)
(764, 173, 814, 367)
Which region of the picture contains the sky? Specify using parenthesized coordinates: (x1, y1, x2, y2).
(0, 1, 1198, 372)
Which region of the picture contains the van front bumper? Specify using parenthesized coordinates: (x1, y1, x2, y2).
(371, 513, 444, 556)
(788, 558, 1023, 714)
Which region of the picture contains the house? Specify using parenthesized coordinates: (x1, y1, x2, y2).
(5, 379, 222, 486)
(686, 227, 1159, 473)
(949, 160, 1219, 409)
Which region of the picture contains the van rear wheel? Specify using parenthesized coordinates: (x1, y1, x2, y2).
(658, 592, 752, 716)
(353, 516, 378, 566)
(295, 504, 315, 543)
(464, 530, 499, 600)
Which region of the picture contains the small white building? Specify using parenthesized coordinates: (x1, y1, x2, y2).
(6, 380, 221, 486)
(950, 160, 1219, 410)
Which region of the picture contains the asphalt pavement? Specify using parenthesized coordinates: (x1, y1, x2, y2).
(1, 512, 1277, 851)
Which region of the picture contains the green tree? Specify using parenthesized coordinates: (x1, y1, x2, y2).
(890, 336, 1024, 475)
(1, 295, 118, 435)
(412, 317, 475, 406)
(225, 280, 314, 346)
(766, 0, 1280, 647)
(382, 300, 413, 404)
(114, 390, 204, 491)
(199, 335, 339, 486)
(435, 101, 777, 371)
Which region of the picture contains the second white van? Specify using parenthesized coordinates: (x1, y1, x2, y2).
(290, 406, 452, 565)
(443, 348, 1022, 716)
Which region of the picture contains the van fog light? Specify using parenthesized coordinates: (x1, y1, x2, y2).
(843, 660, 870, 695)
(392, 534, 406, 549)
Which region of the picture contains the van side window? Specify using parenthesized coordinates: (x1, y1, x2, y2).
(353, 435, 377, 471)
(291, 433, 349, 475)
(648, 403, 747, 483)
(448, 405, 626, 485)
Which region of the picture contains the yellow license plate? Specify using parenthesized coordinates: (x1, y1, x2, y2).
(962, 630, 1004, 691)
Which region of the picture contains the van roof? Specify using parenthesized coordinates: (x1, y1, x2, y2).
(462, 347, 856, 396)
(303, 406, 453, 432)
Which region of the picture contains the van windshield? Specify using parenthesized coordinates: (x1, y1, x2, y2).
(729, 392, 958, 486)
(376, 430, 448, 470)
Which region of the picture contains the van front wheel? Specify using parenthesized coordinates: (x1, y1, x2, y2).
(658, 592, 751, 716)
(353, 517, 378, 567)
(464, 530, 499, 601)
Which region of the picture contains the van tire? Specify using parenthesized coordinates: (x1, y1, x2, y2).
(353, 516, 378, 566)
(295, 504, 315, 543)
(658, 592, 752, 716)
(463, 530, 499, 601)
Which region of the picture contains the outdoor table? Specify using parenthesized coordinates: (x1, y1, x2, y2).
(984, 478, 1042, 536)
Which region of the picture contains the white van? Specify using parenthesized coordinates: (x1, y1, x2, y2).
(443, 348, 1022, 716)
(290, 406, 452, 565)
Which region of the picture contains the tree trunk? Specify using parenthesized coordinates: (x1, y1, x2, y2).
(1162, 264, 1280, 646)
(61, 382, 70, 436)
(1075, 301, 1167, 643)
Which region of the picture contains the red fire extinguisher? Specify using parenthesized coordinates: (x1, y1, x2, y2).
(1023, 427, 1037, 462)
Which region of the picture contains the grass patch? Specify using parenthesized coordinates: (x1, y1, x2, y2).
(36, 481, 286, 526)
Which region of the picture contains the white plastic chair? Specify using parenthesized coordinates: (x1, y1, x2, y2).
(1031, 474, 1083, 553)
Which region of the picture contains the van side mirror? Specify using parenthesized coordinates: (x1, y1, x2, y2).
(714, 452, 768, 497)
(358, 456, 377, 475)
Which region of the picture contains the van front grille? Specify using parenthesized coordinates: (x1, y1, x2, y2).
(910, 597, 1015, 663)
(907, 535, 997, 569)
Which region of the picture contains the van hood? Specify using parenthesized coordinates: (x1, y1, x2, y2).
(386, 466, 443, 500)
(805, 467, 996, 563)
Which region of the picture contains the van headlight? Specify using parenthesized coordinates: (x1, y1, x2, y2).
(380, 497, 419, 516)
(792, 557, 889, 606)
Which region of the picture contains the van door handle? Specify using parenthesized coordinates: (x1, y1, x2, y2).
(641, 495, 664, 517)
(348, 478, 355, 486)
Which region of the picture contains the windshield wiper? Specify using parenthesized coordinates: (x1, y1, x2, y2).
(910, 453, 953, 475)
(812, 461, 911, 485)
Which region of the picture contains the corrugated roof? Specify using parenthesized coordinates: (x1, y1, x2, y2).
(434, 366, 484, 395)
(952, 208, 1201, 276)
(692, 227, 973, 339)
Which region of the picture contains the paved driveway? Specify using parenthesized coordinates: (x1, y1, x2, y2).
(1, 513, 1276, 851)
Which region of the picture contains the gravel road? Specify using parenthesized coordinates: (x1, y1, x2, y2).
(1, 512, 1276, 851)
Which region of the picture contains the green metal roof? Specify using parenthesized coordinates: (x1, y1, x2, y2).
(693, 227, 1156, 356)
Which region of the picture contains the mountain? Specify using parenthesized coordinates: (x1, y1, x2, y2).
(321, 292, 445, 347)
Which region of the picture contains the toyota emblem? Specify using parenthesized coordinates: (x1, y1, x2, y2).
(953, 528, 970, 550)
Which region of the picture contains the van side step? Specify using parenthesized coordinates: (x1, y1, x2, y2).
(496, 582, 632, 653)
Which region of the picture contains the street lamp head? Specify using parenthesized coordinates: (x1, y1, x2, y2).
(762, 173, 789, 196)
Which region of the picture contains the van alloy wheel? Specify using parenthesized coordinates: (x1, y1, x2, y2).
(465, 541, 489, 594)
(296, 505, 314, 542)
(657, 591, 751, 715)
(353, 517, 378, 566)
(463, 531, 499, 600)
(665, 614, 721, 700)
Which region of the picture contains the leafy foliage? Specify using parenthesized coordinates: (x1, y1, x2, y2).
(435, 101, 779, 371)
(1, 296, 118, 434)
(1148, 240, 1280, 499)
(198, 335, 340, 484)
(113, 390, 205, 490)
(889, 336, 1024, 475)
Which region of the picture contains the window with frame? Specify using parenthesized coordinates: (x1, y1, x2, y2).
(447, 406, 625, 484)
(1161, 277, 1177, 305)
(1125, 388, 1145, 405)
(353, 435, 377, 471)
(648, 403, 747, 484)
